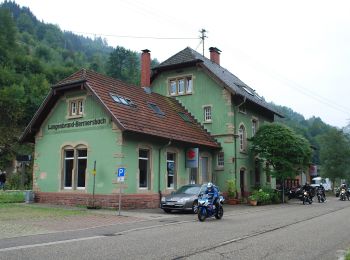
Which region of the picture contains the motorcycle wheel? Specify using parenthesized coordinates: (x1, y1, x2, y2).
(309, 199, 312, 204)
(215, 205, 224, 219)
(303, 197, 306, 205)
(198, 207, 207, 222)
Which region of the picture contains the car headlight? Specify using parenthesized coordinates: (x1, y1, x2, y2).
(178, 198, 189, 203)
(161, 197, 166, 202)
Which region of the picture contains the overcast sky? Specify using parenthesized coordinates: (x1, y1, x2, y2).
(9, 0, 350, 128)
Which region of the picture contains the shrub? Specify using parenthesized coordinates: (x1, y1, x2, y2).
(248, 188, 276, 205)
(226, 179, 237, 198)
(0, 191, 25, 203)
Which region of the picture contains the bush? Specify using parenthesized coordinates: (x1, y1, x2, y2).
(248, 187, 281, 205)
(0, 191, 25, 203)
(226, 179, 237, 198)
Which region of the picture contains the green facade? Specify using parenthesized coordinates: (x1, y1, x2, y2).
(34, 90, 214, 196)
(151, 67, 276, 195)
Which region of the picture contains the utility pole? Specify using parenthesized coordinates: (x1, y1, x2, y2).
(199, 29, 207, 56)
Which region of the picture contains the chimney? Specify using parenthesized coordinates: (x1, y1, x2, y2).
(209, 47, 221, 65)
(141, 49, 151, 88)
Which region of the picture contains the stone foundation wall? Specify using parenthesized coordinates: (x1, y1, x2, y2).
(34, 192, 160, 209)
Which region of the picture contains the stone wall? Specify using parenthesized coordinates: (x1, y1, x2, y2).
(34, 192, 160, 209)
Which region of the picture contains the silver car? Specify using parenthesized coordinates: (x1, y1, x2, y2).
(160, 184, 206, 213)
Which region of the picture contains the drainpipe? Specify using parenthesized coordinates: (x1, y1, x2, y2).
(158, 140, 172, 203)
(234, 96, 246, 198)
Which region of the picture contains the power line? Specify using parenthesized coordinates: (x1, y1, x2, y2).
(69, 31, 198, 40)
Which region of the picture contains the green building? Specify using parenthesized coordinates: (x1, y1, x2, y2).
(21, 47, 281, 209)
(150, 47, 282, 198)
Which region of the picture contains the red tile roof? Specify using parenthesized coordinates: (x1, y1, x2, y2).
(21, 69, 220, 149)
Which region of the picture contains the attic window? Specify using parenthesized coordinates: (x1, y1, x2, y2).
(178, 112, 192, 123)
(169, 76, 193, 96)
(148, 103, 165, 116)
(110, 93, 136, 107)
(68, 98, 84, 118)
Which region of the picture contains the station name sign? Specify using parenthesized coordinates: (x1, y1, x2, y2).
(48, 118, 107, 131)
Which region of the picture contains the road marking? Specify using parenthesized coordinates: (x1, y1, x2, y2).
(0, 235, 104, 252)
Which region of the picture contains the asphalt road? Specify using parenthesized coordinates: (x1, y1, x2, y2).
(0, 196, 349, 260)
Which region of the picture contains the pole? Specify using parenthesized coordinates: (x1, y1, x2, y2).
(93, 160, 96, 208)
(118, 184, 122, 216)
(199, 29, 207, 56)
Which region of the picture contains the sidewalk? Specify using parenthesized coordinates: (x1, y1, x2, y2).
(0, 203, 185, 239)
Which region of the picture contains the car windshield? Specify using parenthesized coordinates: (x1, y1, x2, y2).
(175, 186, 201, 195)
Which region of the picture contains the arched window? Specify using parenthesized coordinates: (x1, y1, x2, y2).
(238, 124, 247, 152)
(62, 145, 87, 190)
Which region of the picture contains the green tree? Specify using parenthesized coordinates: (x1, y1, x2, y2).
(318, 128, 350, 187)
(250, 123, 312, 201)
(106, 46, 140, 85)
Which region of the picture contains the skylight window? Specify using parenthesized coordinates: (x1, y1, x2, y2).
(148, 103, 165, 116)
(178, 112, 192, 123)
(111, 95, 122, 103)
(242, 86, 254, 96)
(110, 93, 136, 107)
(118, 96, 129, 105)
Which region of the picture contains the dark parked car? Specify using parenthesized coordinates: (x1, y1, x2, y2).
(160, 184, 206, 213)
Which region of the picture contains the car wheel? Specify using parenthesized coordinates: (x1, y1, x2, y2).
(192, 200, 198, 214)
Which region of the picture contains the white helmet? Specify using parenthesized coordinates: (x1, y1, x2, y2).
(207, 182, 213, 189)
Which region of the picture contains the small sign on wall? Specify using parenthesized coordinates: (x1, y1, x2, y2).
(186, 148, 199, 168)
(117, 167, 126, 182)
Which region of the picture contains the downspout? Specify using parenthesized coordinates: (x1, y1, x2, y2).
(234, 96, 246, 198)
(158, 140, 172, 204)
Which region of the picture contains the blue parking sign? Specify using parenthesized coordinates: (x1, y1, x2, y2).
(118, 168, 125, 177)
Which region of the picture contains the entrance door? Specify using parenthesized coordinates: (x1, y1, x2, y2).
(190, 168, 198, 184)
(240, 169, 245, 197)
(201, 157, 209, 183)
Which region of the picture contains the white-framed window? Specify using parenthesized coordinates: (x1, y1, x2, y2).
(204, 106, 212, 122)
(139, 149, 150, 189)
(217, 152, 224, 167)
(252, 119, 258, 136)
(63, 146, 87, 190)
(185, 77, 192, 93)
(69, 99, 84, 117)
(167, 152, 176, 189)
(168, 76, 193, 96)
(239, 124, 247, 152)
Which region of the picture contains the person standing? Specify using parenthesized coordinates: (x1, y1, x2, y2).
(0, 171, 6, 190)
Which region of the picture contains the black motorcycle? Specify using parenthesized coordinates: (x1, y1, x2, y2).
(339, 188, 349, 201)
(302, 190, 313, 205)
(316, 188, 325, 203)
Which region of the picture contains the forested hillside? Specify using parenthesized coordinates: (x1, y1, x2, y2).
(0, 1, 348, 185)
(0, 1, 155, 168)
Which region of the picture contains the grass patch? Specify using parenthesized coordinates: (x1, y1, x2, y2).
(346, 249, 350, 260)
(0, 191, 25, 203)
(0, 203, 89, 222)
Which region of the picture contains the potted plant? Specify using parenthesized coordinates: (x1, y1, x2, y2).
(248, 194, 258, 206)
(248, 189, 271, 206)
(226, 179, 239, 205)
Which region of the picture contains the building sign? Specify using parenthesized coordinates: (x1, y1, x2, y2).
(47, 118, 107, 131)
(309, 164, 318, 177)
(186, 148, 199, 168)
